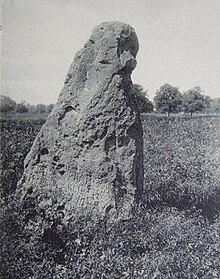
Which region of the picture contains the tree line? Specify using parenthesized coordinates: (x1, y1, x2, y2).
(133, 83, 220, 115)
(0, 95, 54, 114)
(1, 84, 220, 116)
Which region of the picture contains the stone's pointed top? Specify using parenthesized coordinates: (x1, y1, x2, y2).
(90, 21, 139, 57)
(93, 21, 136, 32)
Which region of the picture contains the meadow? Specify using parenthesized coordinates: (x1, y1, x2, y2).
(1, 114, 220, 278)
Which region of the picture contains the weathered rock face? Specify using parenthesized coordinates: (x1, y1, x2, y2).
(17, 22, 143, 223)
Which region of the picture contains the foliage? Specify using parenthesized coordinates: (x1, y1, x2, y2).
(16, 102, 29, 113)
(1, 115, 220, 278)
(182, 87, 211, 115)
(0, 95, 54, 117)
(35, 104, 47, 113)
(47, 103, 54, 113)
(132, 84, 154, 113)
(0, 119, 44, 196)
(0, 95, 16, 113)
(154, 84, 182, 116)
(209, 98, 220, 113)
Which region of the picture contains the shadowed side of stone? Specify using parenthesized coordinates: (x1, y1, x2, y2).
(17, 22, 144, 223)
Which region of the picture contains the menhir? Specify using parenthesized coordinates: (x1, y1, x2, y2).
(17, 22, 144, 223)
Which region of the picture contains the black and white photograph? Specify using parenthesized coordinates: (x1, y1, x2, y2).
(1, 0, 220, 278)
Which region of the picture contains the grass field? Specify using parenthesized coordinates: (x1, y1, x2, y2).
(1, 114, 220, 278)
(142, 114, 220, 219)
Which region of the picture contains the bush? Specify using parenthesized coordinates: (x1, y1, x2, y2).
(0, 95, 16, 113)
(16, 103, 29, 113)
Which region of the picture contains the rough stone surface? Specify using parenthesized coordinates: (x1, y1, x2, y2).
(17, 22, 144, 223)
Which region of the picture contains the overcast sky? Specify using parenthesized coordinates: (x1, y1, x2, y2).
(1, 0, 220, 104)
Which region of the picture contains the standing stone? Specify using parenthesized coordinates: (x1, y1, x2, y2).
(17, 22, 143, 223)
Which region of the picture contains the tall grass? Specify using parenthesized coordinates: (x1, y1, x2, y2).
(142, 115, 220, 219)
(0, 119, 44, 197)
(1, 115, 220, 278)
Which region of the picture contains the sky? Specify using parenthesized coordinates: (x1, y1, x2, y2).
(1, 0, 220, 104)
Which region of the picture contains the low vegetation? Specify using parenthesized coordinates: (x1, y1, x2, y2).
(0, 119, 44, 197)
(0, 95, 54, 115)
(142, 115, 220, 219)
(1, 114, 220, 278)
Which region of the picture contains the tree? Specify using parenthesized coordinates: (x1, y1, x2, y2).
(0, 95, 16, 113)
(132, 84, 154, 113)
(209, 98, 220, 113)
(204, 95, 212, 112)
(16, 102, 29, 113)
(182, 87, 210, 116)
(154, 84, 182, 116)
(35, 104, 47, 114)
(47, 103, 54, 113)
